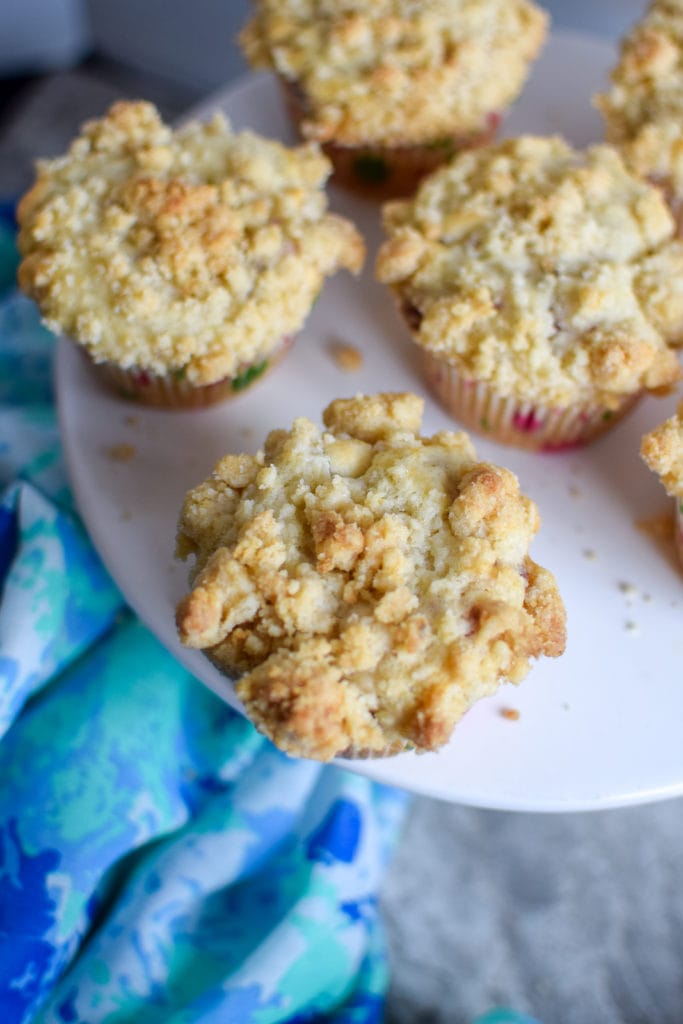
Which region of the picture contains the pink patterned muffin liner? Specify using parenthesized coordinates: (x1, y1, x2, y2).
(421, 350, 641, 451)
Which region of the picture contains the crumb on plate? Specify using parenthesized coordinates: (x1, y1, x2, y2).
(329, 340, 364, 372)
(104, 442, 136, 462)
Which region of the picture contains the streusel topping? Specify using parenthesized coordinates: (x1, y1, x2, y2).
(596, 0, 683, 203)
(641, 401, 683, 498)
(240, 0, 547, 146)
(376, 136, 683, 408)
(176, 392, 566, 761)
(17, 101, 364, 384)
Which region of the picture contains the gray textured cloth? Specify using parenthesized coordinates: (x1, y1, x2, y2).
(382, 798, 683, 1023)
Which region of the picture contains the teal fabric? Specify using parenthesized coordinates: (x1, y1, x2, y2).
(0, 217, 539, 1024)
(0, 221, 406, 1024)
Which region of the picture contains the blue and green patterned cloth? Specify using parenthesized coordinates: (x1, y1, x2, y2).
(0, 213, 538, 1024)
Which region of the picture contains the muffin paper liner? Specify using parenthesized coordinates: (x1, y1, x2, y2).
(420, 350, 641, 451)
(280, 79, 499, 199)
(88, 335, 294, 409)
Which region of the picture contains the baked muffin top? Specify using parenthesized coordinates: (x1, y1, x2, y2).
(17, 101, 364, 384)
(641, 401, 683, 499)
(376, 136, 683, 408)
(176, 392, 566, 761)
(596, 0, 683, 200)
(240, 0, 547, 146)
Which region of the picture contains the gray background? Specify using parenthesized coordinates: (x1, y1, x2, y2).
(1, 3, 681, 1022)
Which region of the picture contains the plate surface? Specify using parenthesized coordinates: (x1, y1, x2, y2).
(57, 32, 683, 811)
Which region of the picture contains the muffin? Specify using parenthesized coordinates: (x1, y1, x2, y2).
(595, 0, 683, 234)
(239, 0, 547, 199)
(376, 136, 683, 450)
(175, 392, 566, 761)
(641, 401, 683, 567)
(17, 101, 364, 408)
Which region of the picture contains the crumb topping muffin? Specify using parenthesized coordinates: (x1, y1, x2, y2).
(596, 0, 683, 219)
(17, 101, 364, 385)
(240, 0, 547, 148)
(176, 392, 566, 761)
(641, 400, 683, 564)
(641, 401, 683, 499)
(376, 136, 683, 410)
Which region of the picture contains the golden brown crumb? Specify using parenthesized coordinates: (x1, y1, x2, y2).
(500, 707, 521, 721)
(175, 391, 566, 761)
(635, 507, 680, 574)
(618, 581, 638, 598)
(329, 341, 364, 372)
(641, 401, 683, 498)
(104, 442, 136, 462)
(636, 512, 674, 540)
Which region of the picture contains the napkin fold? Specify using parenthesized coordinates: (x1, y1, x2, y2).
(0, 218, 539, 1024)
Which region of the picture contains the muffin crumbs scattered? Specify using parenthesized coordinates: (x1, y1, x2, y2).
(105, 443, 136, 462)
(329, 341, 364, 372)
(636, 512, 674, 539)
